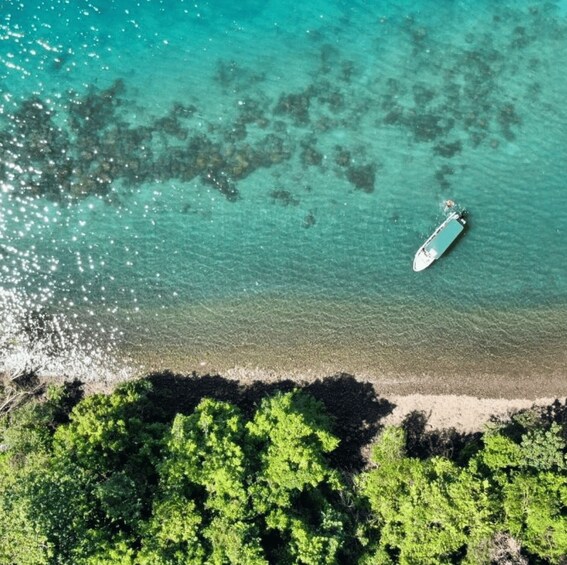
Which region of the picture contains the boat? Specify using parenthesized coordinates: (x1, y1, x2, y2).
(413, 210, 466, 271)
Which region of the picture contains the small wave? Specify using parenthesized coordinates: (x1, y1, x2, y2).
(0, 287, 134, 382)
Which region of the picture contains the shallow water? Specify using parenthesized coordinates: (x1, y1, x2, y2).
(1, 0, 567, 384)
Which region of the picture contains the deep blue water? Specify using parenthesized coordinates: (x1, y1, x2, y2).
(1, 0, 567, 381)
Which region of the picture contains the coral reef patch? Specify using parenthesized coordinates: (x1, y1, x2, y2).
(0, 3, 558, 208)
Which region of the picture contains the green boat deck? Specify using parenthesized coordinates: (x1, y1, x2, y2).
(424, 218, 464, 257)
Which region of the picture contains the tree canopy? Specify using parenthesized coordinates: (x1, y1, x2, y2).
(1, 377, 566, 564)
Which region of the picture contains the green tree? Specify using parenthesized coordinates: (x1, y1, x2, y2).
(2, 380, 166, 564)
(502, 472, 567, 563)
(473, 423, 567, 563)
(0, 382, 351, 564)
(247, 390, 347, 565)
(0, 382, 80, 564)
(0, 450, 52, 564)
(140, 398, 265, 564)
(359, 426, 494, 564)
(519, 423, 566, 472)
(468, 421, 567, 564)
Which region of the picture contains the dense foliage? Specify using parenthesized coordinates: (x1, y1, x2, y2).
(0, 378, 566, 564)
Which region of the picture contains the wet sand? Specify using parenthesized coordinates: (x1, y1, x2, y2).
(130, 348, 567, 400)
(114, 295, 567, 402)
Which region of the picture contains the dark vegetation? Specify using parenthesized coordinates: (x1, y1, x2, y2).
(1, 371, 566, 564)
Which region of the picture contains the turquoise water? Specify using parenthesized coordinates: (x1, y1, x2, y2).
(1, 0, 567, 382)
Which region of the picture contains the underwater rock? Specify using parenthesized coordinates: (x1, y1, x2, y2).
(226, 145, 257, 179)
(303, 210, 316, 228)
(383, 105, 404, 126)
(498, 102, 521, 141)
(214, 59, 265, 92)
(224, 122, 248, 142)
(433, 140, 462, 158)
(153, 114, 188, 140)
(272, 120, 288, 133)
(171, 102, 197, 119)
(202, 169, 239, 201)
(510, 25, 532, 49)
(270, 189, 299, 206)
(346, 163, 376, 193)
(334, 146, 351, 167)
(255, 134, 293, 166)
(313, 116, 334, 133)
(409, 113, 452, 142)
(340, 60, 355, 83)
(300, 140, 323, 167)
(236, 97, 269, 125)
(274, 90, 313, 125)
(214, 59, 240, 89)
(435, 164, 455, 190)
(317, 88, 345, 113)
(0, 84, 215, 201)
(68, 79, 124, 134)
(319, 44, 340, 75)
(412, 84, 435, 107)
(255, 117, 269, 129)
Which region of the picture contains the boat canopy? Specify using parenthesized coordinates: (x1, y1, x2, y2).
(424, 217, 464, 256)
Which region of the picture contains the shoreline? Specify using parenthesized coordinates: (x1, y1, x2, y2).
(190, 367, 567, 430)
(123, 353, 567, 432)
(110, 295, 567, 401)
(125, 346, 567, 400)
(42, 364, 564, 434)
(185, 368, 566, 432)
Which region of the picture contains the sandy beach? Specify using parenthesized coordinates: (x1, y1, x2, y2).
(84, 357, 564, 434)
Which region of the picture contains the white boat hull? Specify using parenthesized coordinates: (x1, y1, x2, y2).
(413, 211, 466, 271)
(413, 248, 436, 271)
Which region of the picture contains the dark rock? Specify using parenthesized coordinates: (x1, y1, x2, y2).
(202, 168, 239, 201)
(274, 90, 312, 125)
(346, 163, 376, 193)
(409, 113, 452, 142)
(319, 44, 340, 75)
(511, 25, 531, 49)
(153, 115, 188, 140)
(433, 140, 462, 158)
(498, 103, 521, 142)
(313, 116, 334, 132)
(270, 189, 299, 206)
(300, 141, 323, 167)
(334, 146, 351, 167)
(236, 97, 267, 125)
(171, 102, 197, 119)
(255, 134, 292, 166)
(412, 84, 435, 106)
(435, 164, 455, 189)
(214, 59, 265, 91)
(318, 89, 345, 112)
(303, 211, 316, 228)
(224, 122, 247, 142)
(498, 102, 521, 128)
(383, 105, 404, 125)
(340, 60, 355, 83)
(214, 59, 239, 89)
